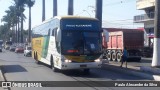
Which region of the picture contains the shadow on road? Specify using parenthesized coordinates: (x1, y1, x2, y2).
(140, 59, 152, 63)
(1, 65, 27, 73)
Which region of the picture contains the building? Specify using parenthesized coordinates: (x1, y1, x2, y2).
(134, 0, 155, 47)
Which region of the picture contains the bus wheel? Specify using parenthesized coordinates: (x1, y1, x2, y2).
(50, 56, 58, 72)
(83, 69, 90, 74)
(34, 52, 36, 59)
(35, 53, 40, 64)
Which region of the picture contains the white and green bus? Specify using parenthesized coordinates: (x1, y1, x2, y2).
(32, 16, 102, 72)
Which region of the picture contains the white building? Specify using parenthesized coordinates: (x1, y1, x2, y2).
(134, 0, 155, 47)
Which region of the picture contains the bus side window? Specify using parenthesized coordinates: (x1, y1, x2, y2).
(54, 28, 57, 38)
(52, 29, 54, 36)
(53, 28, 60, 53)
(48, 29, 51, 36)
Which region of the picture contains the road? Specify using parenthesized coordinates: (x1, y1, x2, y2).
(0, 50, 159, 90)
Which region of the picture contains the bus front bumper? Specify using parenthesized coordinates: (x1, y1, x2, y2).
(60, 61, 102, 70)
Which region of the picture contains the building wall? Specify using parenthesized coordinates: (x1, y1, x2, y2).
(137, 0, 155, 10)
(136, 0, 155, 47)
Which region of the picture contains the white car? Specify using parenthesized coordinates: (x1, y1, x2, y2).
(24, 46, 32, 57)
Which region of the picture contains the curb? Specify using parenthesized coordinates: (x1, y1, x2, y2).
(0, 68, 5, 81)
(102, 63, 160, 81)
(140, 66, 160, 74)
(0, 67, 9, 90)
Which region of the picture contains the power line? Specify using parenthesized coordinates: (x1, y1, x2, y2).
(105, 19, 134, 22)
(102, 19, 144, 27)
(104, 0, 134, 7)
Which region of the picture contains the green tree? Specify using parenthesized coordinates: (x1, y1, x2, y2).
(26, 0, 35, 43)
(14, 0, 26, 43)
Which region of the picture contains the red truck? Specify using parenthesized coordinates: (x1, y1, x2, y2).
(102, 28, 144, 62)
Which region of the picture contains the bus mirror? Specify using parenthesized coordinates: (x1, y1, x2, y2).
(56, 28, 61, 42)
(103, 30, 109, 42)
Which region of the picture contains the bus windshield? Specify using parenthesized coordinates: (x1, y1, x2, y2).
(62, 31, 102, 55)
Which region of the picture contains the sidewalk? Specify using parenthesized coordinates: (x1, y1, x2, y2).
(102, 59, 160, 81)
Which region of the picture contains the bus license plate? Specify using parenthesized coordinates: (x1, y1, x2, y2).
(80, 65, 87, 68)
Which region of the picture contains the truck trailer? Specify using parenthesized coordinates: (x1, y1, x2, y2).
(103, 29, 144, 62)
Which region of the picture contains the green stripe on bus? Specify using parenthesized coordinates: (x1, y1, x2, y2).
(42, 36, 50, 58)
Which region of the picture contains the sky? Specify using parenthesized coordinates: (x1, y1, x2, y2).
(0, 0, 144, 29)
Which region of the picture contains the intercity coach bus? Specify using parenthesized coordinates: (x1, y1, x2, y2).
(32, 16, 102, 72)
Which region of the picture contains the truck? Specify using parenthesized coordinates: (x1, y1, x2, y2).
(142, 29, 153, 57)
(102, 28, 144, 62)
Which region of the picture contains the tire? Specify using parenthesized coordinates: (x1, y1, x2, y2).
(34, 52, 36, 59)
(117, 52, 122, 62)
(112, 52, 117, 61)
(35, 53, 40, 64)
(107, 51, 112, 61)
(50, 56, 58, 72)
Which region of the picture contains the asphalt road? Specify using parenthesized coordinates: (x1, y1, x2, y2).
(0, 50, 159, 90)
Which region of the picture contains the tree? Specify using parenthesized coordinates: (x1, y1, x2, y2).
(14, 0, 26, 43)
(1, 0, 29, 43)
(68, 0, 74, 15)
(53, 0, 57, 17)
(26, 0, 35, 44)
(1, 6, 19, 42)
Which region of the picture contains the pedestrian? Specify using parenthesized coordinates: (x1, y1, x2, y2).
(120, 47, 128, 68)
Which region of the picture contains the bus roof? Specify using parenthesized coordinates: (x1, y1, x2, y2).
(54, 16, 99, 20)
(32, 16, 99, 29)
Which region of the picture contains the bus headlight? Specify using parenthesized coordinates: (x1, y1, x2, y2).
(94, 59, 100, 62)
(65, 60, 72, 63)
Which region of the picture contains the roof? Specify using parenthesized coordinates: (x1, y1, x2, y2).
(54, 15, 98, 21)
(32, 15, 99, 29)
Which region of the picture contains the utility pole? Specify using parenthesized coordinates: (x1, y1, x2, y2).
(42, 0, 45, 21)
(68, 0, 73, 15)
(152, 0, 160, 67)
(28, 2, 31, 44)
(53, 0, 57, 17)
(95, 0, 103, 28)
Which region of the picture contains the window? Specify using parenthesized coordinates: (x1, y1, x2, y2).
(48, 29, 51, 36)
(52, 29, 54, 36)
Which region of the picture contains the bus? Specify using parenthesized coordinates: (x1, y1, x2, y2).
(32, 16, 102, 72)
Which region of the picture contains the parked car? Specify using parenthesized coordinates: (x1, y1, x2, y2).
(9, 45, 16, 52)
(15, 46, 24, 53)
(24, 46, 32, 57)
